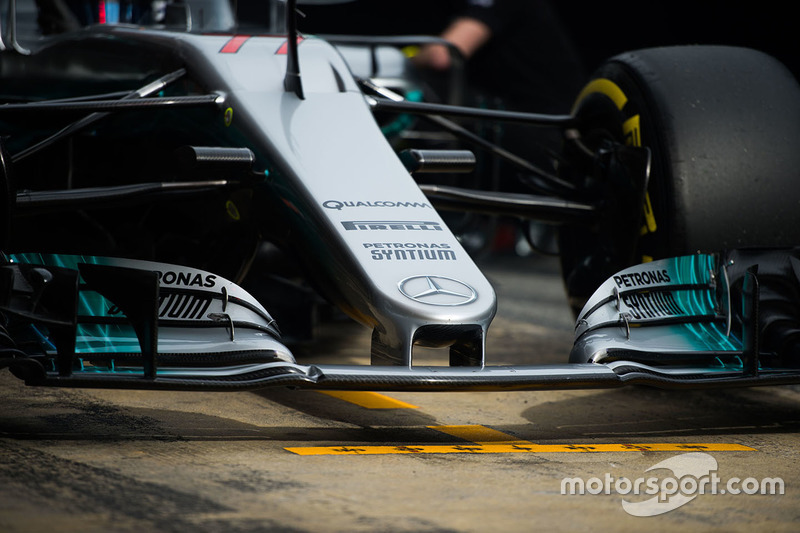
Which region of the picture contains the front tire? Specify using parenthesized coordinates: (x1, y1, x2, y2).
(560, 45, 800, 314)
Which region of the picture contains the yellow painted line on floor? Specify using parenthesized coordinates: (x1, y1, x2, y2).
(317, 391, 418, 409)
(285, 442, 756, 456)
(429, 424, 531, 445)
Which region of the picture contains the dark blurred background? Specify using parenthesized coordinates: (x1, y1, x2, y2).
(296, 0, 798, 84)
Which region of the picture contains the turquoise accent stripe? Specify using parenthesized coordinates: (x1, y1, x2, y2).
(669, 255, 739, 352)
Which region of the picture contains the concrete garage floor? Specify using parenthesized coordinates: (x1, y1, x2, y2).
(1, 255, 798, 532)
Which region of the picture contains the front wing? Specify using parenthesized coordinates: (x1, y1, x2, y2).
(3, 251, 800, 392)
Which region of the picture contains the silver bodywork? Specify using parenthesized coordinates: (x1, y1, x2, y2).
(201, 31, 497, 365)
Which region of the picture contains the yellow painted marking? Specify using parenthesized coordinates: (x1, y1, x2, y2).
(317, 391, 418, 409)
(429, 425, 530, 445)
(285, 442, 755, 456)
(286, 423, 756, 455)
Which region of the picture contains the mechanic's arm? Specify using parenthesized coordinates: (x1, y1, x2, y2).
(413, 16, 492, 70)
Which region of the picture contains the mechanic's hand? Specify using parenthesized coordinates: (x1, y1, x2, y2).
(412, 43, 453, 70)
(412, 17, 492, 71)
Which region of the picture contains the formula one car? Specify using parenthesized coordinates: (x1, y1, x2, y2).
(1, 0, 800, 392)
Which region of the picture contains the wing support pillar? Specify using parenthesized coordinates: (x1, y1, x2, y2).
(742, 265, 760, 376)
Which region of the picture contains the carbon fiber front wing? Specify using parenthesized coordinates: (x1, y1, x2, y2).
(4, 251, 800, 392)
(20, 360, 800, 392)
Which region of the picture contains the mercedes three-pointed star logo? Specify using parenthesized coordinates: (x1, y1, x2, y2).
(397, 275, 477, 306)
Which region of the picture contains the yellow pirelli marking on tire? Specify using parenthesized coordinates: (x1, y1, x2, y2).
(285, 442, 755, 456)
(622, 113, 657, 236)
(574, 78, 628, 112)
(641, 192, 657, 235)
(623, 114, 641, 148)
(317, 391, 418, 409)
(576, 78, 657, 237)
